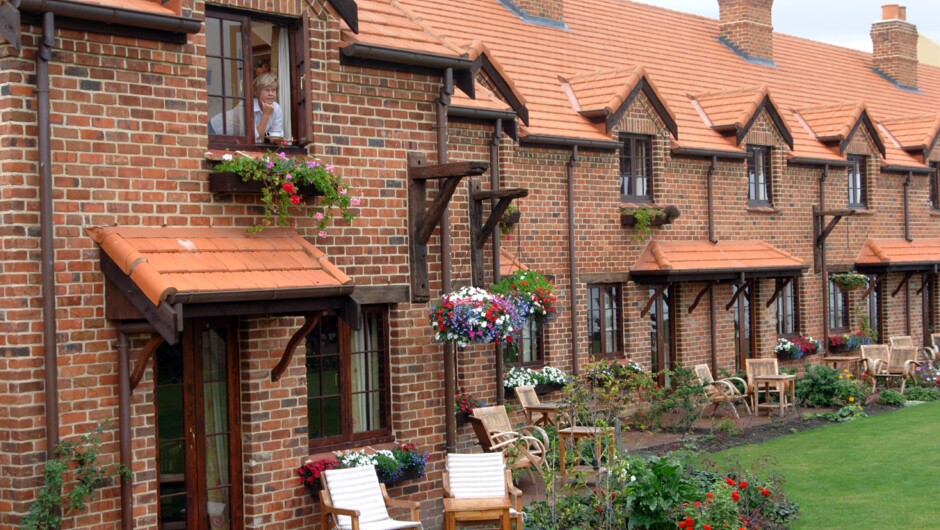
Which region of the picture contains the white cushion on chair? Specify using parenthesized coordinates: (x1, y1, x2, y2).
(446, 453, 507, 498)
(322, 466, 390, 527)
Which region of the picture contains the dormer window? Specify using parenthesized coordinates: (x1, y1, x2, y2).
(747, 146, 772, 206)
(619, 134, 653, 202)
(848, 155, 868, 208)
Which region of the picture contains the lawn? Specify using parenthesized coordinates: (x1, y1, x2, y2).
(710, 402, 940, 529)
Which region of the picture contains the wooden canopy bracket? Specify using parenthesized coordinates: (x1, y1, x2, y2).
(862, 273, 885, 298)
(408, 152, 489, 302)
(129, 334, 164, 391)
(916, 272, 931, 295)
(765, 277, 792, 308)
(689, 281, 717, 314)
(725, 279, 754, 311)
(812, 206, 856, 273)
(271, 313, 321, 382)
(892, 271, 914, 298)
(101, 253, 180, 345)
(468, 180, 529, 287)
(641, 284, 670, 318)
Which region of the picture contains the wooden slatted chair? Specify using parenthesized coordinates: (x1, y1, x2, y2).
(926, 333, 940, 361)
(744, 358, 781, 411)
(887, 337, 923, 393)
(693, 364, 751, 418)
(320, 465, 423, 530)
(469, 405, 549, 483)
(514, 384, 561, 427)
(443, 452, 523, 529)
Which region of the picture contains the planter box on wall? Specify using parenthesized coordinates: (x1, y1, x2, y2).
(620, 205, 681, 228)
(208, 172, 323, 197)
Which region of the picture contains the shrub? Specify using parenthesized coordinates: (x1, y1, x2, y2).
(636, 368, 707, 432)
(794, 364, 840, 407)
(903, 386, 939, 402)
(805, 404, 868, 422)
(877, 389, 906, 406)
(832, 369, 868, 406)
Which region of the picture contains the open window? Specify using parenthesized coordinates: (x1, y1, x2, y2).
(747, 145, 772, 206)
(847, 155, 868, 208)
(206, 9, 311, 149)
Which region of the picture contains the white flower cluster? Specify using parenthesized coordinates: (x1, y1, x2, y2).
(504, 366, 539, 389)
(774, 337, 796, 357)
(335, 449, 379, 468)
(539, 366, 569, 385)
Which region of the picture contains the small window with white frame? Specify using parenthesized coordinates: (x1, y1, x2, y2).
(619, 134, 653, 203)
(747, 145, 772, 206)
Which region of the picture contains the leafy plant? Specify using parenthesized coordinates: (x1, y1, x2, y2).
(498, 203, 519, 235)
(636, 368, 707, 432)
(331, 444, 429, 487)
(877, 389, 906, 406)
(213, 151, 357, 233)
(794, 363, 840, 407)
(21, 422, 129, 530)
(804, 404, 867, 422)
(831, 271, 869, 292)
(455, 393, 484, 414)
(296, 457, 338, 490)
(491, 269, 558, 325)
(832, 369, 868, 405)
(903, 386, 939, 402)
(623, 205, 665, 240)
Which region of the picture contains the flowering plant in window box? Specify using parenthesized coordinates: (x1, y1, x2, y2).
(429, 286, 523, 348)
(503, 366, 571, 396)
(296, 456, 338, 491)
(774, 338, 799, 360)
(333, 444, 429, 487)
(491, 269, 558, 325)
(212, 151, 359, 234)
(455, 393, 484, 426)
(831, 271, 869, 292)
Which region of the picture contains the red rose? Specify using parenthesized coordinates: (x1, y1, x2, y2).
(704, 526, 712, 530)
(760, 488, 771, 497)
(282, 182, 295, 194)
(739, 480, 748, 489)
(726, 477, 736, 486)
(290, 195, 301, 205)
(731, 490, 740, 502)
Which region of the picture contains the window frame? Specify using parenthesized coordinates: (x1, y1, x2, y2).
(867, 274, 884, 343)
(305, 306, 392, 452)
(205, 7, 311, 151)
(733, 281, 755, 372)
(649, 285, 676, 375)
(587, 283, 623, 359)
(847, 154, 868, 208)
(829, 275, 850, 333)
(503, 318, 545, 369)
(619, 133, 654, 203)
(746, 145, 773, 206)
(775, 278, 799, 338)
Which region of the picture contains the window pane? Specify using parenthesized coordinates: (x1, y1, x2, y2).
(620, 139, 633, 196)
(635, 138, 649, 197)
(206, 17, 221, 57)
(221, 19, 242, 59)
(206, 486, 231, 530)
(588, 286, 601, 355)
(205, 434, 230, 485)
(157, 388, 184, 441)
(155, 342, 183, 385)
(159, 440, 184, 475)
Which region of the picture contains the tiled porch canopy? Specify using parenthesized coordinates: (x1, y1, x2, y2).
(499, 248, 529, 277)
(855, 238, 940, 273)
(87, 226, 357, 343)
(630, 240, 807, 283)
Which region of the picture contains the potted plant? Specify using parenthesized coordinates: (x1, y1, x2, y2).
(333, 445, 429, 487)
(212, 151, 359, 233)
(296, 456, 338, 492)
(498, 203, 521, 235)
(455, 393, 484, 426)
(490, 269, 558, 325)
(620, 204, 680, 239)
(774, 337, 800, 360)
(428, 286, 523, 348)
(503, 366, 570, 397)
(831, 272, 869, 292)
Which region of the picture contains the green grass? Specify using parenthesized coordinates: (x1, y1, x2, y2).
(710, 402, 940, 529)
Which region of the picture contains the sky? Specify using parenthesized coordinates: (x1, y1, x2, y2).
(635, 0, 940, 52)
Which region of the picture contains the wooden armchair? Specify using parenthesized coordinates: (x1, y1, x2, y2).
(319, 465, 422, 530)
(926, 333, 940, 361)
(514, 384, 561, 427)
(693, 364, 751, 418)
(889, 336, 933, 363)
(443, 452, 523, 530)
(744, 358, 781, 411)
(469, 405, 549, 482)
(887, 338, 923, 393)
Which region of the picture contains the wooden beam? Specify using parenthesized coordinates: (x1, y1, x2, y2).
(271, 313, 320, 382)
(725, 279, 754, 311)
(410, 160, 488, 181)
(415, 176, 463, 245)
(641, 284, 669, 318)
(892, 272, 914, 298)
(129, 334, 164, 391)
(351, 284, 410, 305)
(470, 188, 529, 201)
(689, 281, 717, 314)
(815, 212, 855, 247)
(862, 273, 884, 298)
(476, 190, 528, 248)
(916, 272, 930, 295)
(765, 277, 792, 308)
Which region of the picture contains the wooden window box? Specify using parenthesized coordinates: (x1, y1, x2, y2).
(208, 172, 323, 197)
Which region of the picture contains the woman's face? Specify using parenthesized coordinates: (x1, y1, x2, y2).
(257, 85, 277, 105)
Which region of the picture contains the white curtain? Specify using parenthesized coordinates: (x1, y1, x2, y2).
(203, 329, 230, 530)
(351, 315, 380, 433)
(277, 30, 292, 140)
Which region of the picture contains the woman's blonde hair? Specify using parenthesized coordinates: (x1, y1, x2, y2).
(253, 73, 278, 94)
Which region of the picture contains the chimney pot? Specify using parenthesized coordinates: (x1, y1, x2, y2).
(882, 4, 906, 21)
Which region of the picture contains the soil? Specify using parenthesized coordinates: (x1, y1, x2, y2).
(632, 403, 900, 456)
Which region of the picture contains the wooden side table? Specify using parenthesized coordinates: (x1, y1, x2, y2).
(823, 355, 863, 378)
(523, 402, 559, 427)
(557, 425, 613, 483)
(443, 497, 511, 530)
(752, 374, 795, 417)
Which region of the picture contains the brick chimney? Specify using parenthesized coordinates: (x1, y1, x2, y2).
(505, 0, 564, 24)
(718, 0, 774, 64)
(871, 4, 918, 89)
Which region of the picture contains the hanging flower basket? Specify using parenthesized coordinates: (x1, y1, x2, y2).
(491, 270, 558, 325)
(498, 205, 521, 235)
(429, 287, 523, 348)
(832, 272, 869, 292)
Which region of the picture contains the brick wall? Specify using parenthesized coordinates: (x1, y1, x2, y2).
(718, 0, 774, 62)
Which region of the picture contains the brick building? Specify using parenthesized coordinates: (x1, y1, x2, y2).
(1, 0, 939, 528)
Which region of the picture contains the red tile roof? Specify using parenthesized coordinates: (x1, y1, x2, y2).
(632, 240, 805, 277)
(692, 85, 767, 132)
(855, 238, 940, 269)
(348, 0, 939, 168)
(499, 248, 529, 277)
(87, 227, 352, 306)
(879, 115, 940, 154)
(68, 0, 179, 16)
